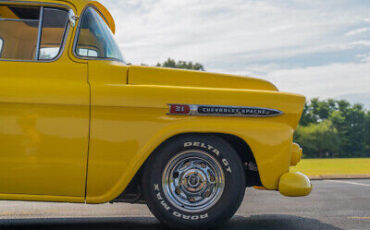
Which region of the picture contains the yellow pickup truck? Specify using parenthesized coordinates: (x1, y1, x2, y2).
(0, 0, 311, 228)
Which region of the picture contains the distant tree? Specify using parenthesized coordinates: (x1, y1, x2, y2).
(340, 104, 367, 157)
(156, 58, 205, 71)
(300, 103, 318, 126)
(295, 120, 340, 158)
(366, 111, 370, 153)
(296, 98, 369, 158)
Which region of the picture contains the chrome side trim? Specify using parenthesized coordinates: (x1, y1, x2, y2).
(168, 104, 284, 118)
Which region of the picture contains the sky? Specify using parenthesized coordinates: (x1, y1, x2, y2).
(99, 0, 370, 107)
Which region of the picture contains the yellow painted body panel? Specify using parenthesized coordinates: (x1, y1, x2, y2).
(128, 66, 278, 91)
(0, 58, 90, 199)
(0, 0, 89, 202)
(85, 61, 305, 203)
(0, 0, 310, 203)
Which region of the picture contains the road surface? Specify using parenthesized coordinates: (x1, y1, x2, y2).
(0, 179, 369, 230)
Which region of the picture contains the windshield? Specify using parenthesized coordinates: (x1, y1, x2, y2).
(75, 7, 124, 62)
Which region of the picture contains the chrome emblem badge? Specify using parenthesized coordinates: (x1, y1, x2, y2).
(168, 104, 283, 117)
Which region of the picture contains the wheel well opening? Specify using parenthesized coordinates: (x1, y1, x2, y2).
(211, 133, 262, 187)
(111, 132, 261, 204)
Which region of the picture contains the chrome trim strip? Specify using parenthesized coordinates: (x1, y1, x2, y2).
(35, 6, 44, 60)
(0, 37, 3, 58)
(168, 104, 284, 118)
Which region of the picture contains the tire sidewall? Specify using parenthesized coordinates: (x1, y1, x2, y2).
(143, 135, 245, 228)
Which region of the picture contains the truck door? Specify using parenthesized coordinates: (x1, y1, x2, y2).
(0, 4, 89, 199)
(72, 6, 130, 202)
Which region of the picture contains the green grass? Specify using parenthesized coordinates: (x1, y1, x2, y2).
(290, 158, 370, 176)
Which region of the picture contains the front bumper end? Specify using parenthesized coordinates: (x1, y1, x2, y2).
(279, 172, 312, 197)
(291, 143, 302, 166)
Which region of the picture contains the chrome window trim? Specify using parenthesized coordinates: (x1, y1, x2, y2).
(0, 1, 72, 63)
(0, 37, 3, 57)
(72, 6, 125, 63)
(34, 6, 44, 60)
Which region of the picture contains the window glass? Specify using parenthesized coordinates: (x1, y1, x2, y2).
(77, 48, 98, 57)
(0, 6, 40, 60)
(39, 8, 68, 60)
(39, 47, 60, 59)
(75, 8, 123, 61)
(0, 5, 68, 61)
(0, 5, 40, 20)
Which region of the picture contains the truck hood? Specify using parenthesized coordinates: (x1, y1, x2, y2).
(127, 66, 278, 91)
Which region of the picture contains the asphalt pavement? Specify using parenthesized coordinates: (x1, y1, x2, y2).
(0, 179, 369, 230)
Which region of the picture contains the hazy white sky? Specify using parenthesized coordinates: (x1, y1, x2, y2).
(99, 0, 370, 102)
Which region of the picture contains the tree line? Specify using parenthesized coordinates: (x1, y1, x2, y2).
(155, 58, 205, 71)
(155, 58, 369, 158)
(295, 98, 369, 158)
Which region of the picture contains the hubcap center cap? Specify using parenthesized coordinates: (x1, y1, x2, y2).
(182, 171, 206, 192)
(189, 174, 200, 187)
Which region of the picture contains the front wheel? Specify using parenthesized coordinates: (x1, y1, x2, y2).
(142, 135, 246, 229)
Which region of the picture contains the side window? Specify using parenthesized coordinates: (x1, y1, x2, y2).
(0, 5, 68, 61)
(75, 7, 123, 61)
(39, 8, 69, 60)
(0, 5, 40, 60)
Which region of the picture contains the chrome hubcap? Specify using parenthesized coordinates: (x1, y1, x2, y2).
(162, 150, 225, 213)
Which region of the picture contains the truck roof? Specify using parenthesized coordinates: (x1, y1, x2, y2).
(56, 0, 91, 10)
